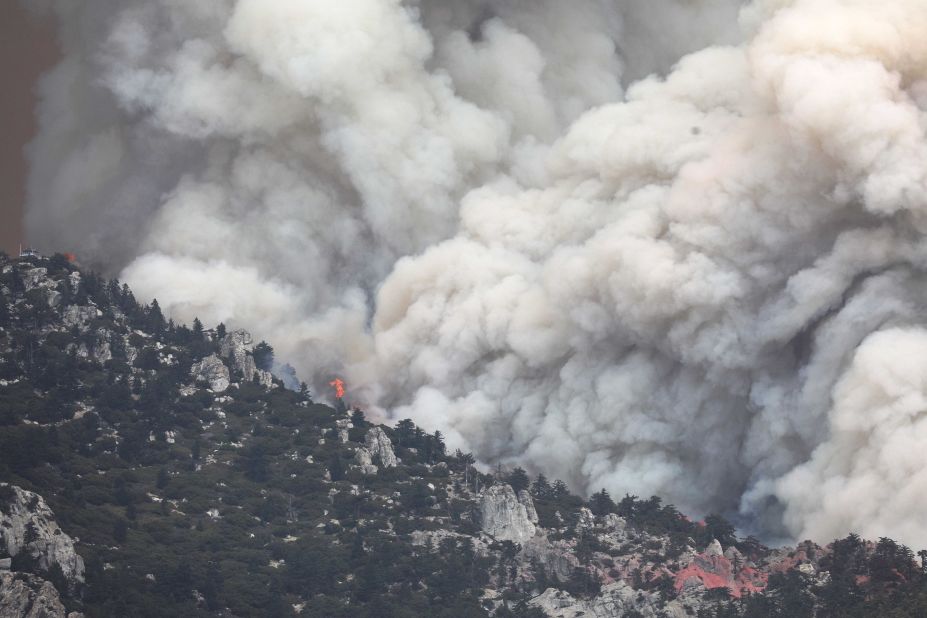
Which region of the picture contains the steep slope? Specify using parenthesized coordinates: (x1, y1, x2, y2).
(1, 251, 926, 618)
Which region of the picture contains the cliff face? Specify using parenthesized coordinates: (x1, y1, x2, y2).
(480, 484, 537, 544)
(0, 486, 84, 589)
(218, 330, 273, 388)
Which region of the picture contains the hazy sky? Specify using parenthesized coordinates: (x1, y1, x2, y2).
(0, 3, 57, 255)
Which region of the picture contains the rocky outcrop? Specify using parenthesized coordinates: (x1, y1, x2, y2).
(190, 355, 231, 392)
(576, 507, 596, 532)
(218, 330, 273, 386)
(365, 428, 397, 468)
(531, 581, 688, 618)
(66, 272, 80, 294)
(219, 330, 257, 377)
(521, 537, 580, 581)
(0, 486, 84, 588)
(518, 490, 539, 525)
(20, 269, 48, 293)
(354, 448, 378, 475)
(673, 539, 767, 599)
(72, 329, 111, 364)
(61, 306, 99, 331)
(602, 513, 627, 533)
(479, 484, 536, 543)
(0, 572, 79, 618)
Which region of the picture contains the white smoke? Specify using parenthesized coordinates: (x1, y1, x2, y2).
(22, 0, 927, 546)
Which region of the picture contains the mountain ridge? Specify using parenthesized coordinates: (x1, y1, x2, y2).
(1, 250, 926, 617)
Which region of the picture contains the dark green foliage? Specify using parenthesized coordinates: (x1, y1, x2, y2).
(253, 341, 274, 371)
(508, 467, 530, 493)
(589, 488, 615, 516)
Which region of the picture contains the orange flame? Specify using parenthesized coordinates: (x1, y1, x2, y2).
(64, 253, 77, 263)
(329, 378, 345, 399)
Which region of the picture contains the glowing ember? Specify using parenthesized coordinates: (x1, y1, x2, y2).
(329, 378, 345, 399)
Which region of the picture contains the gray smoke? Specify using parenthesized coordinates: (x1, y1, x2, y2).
(22, 0, 927, 546)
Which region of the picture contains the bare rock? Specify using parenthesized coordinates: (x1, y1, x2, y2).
(577, 507, 596, 531)
(354, 448, 378, 475)
(61, 306, 99, 331)
(365, 428, 397, 468)
(190, 355, 230, 393)
(517, 490, 539, 525)
(0, 486, 84, 588)
(20, 269, 48, 292)
(0, 572, 73, 618)
(521, 537, 580, 581)
(219, 330, 257, 379)
(602, 513, 627, 532)
(530, 582, 684, 618)
(67, 272, 80, 294)
(705, 539, 723, 557)
(479, 484, 536, 543)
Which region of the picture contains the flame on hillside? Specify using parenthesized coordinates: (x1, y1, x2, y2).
(329, 378, 345, 399)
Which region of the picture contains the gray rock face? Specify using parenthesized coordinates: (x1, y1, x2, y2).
(67, 272, 81, 294)
(531, 582, 688, 618)
(365, 428, 397, 468)
(20, 269, 48, 293)
(522, 537, 580, 581)
(72, 330, 111, 364)
(61, 306, 98, 331)
(354, 448, 378, 475)
(705, 539, 723, 557)
(190, 355, 230, 392)
(480, 484, 536, 543)
(577, 507, 596, 531)
(518, 490, 539, 525)
(0, 486, 85, 588)
(0, 572, 74, 618)
(219, 330, 274, 386)
(602, 513, 627, 532)
(219, 330, 256, 377)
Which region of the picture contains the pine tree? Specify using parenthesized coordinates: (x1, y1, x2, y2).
(508, 467, 530, 493)
(432, 430, 446, 458)
(531, 474, 551, 499)
(552, 480, 570, 499)
(148, 298, 166, 334)
(192, 317, 204, 338)
(395, 419, 416, 447)
(589, 488, 615, 516)
(216, 322, 227, 340)
(253, 341, 274, 370)
(457, 451, 476, 485)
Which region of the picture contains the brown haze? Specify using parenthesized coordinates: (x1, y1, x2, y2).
(0, 3, 57, 255)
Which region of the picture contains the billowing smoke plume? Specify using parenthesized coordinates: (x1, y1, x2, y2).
(22, 0, 927, 546)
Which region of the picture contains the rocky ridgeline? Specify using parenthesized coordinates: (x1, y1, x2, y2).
(0, 253, 911, 617)
(474, 482, 833, 617)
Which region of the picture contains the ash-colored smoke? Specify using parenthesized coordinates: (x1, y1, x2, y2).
(22, 0, 927, 546)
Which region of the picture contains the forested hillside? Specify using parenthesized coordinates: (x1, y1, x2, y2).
(2, 251, 927, 618)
